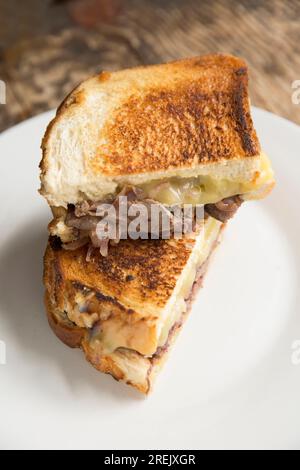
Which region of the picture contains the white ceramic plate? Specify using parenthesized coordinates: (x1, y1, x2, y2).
(0, 108, 299, 450)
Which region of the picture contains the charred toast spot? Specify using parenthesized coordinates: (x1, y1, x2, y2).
(71, 281, 135, 316)
(95, 291, 122, 306)
(71, 280, 134, 313)
(49, 235, 62, 251)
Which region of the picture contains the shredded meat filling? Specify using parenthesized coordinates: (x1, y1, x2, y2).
(62, 186, 242, 257)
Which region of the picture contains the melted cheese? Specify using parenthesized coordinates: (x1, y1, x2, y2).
(139, 153, 273, 205)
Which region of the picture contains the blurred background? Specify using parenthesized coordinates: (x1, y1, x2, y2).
(0, 0, 299, 132)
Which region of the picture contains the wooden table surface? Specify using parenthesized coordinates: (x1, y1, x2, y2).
(0, 0, 300, 133)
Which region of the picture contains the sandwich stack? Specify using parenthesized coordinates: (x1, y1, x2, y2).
(40, 54, 274, 393)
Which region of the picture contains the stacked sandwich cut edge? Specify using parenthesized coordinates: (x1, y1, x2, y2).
(40, 54, 275, 394)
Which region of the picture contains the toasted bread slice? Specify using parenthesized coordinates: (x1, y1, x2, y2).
(43, 216, 223, 393)
(40, 54, 274, 208)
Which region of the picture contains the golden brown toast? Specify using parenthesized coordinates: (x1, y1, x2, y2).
(43, 217, 223, 393)
(39, 54, 272, 208)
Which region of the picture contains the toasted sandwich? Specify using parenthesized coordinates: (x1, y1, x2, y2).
(41, 54, 274, 393)
(44, 216, 223, 393)
(40, 54, 274, 254)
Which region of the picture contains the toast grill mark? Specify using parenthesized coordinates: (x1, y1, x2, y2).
(71, 281, 135, 317)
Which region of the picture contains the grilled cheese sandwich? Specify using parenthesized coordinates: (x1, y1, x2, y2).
(40, 53, 275, 393)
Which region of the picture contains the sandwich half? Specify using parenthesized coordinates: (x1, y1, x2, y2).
(40, 54, 274, 252)
(44, 216, 223, 393)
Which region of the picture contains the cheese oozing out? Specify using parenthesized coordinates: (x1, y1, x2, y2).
(138, 153, 273, 205)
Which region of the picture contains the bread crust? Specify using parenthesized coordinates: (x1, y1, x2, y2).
(45, 293, 85, 348)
